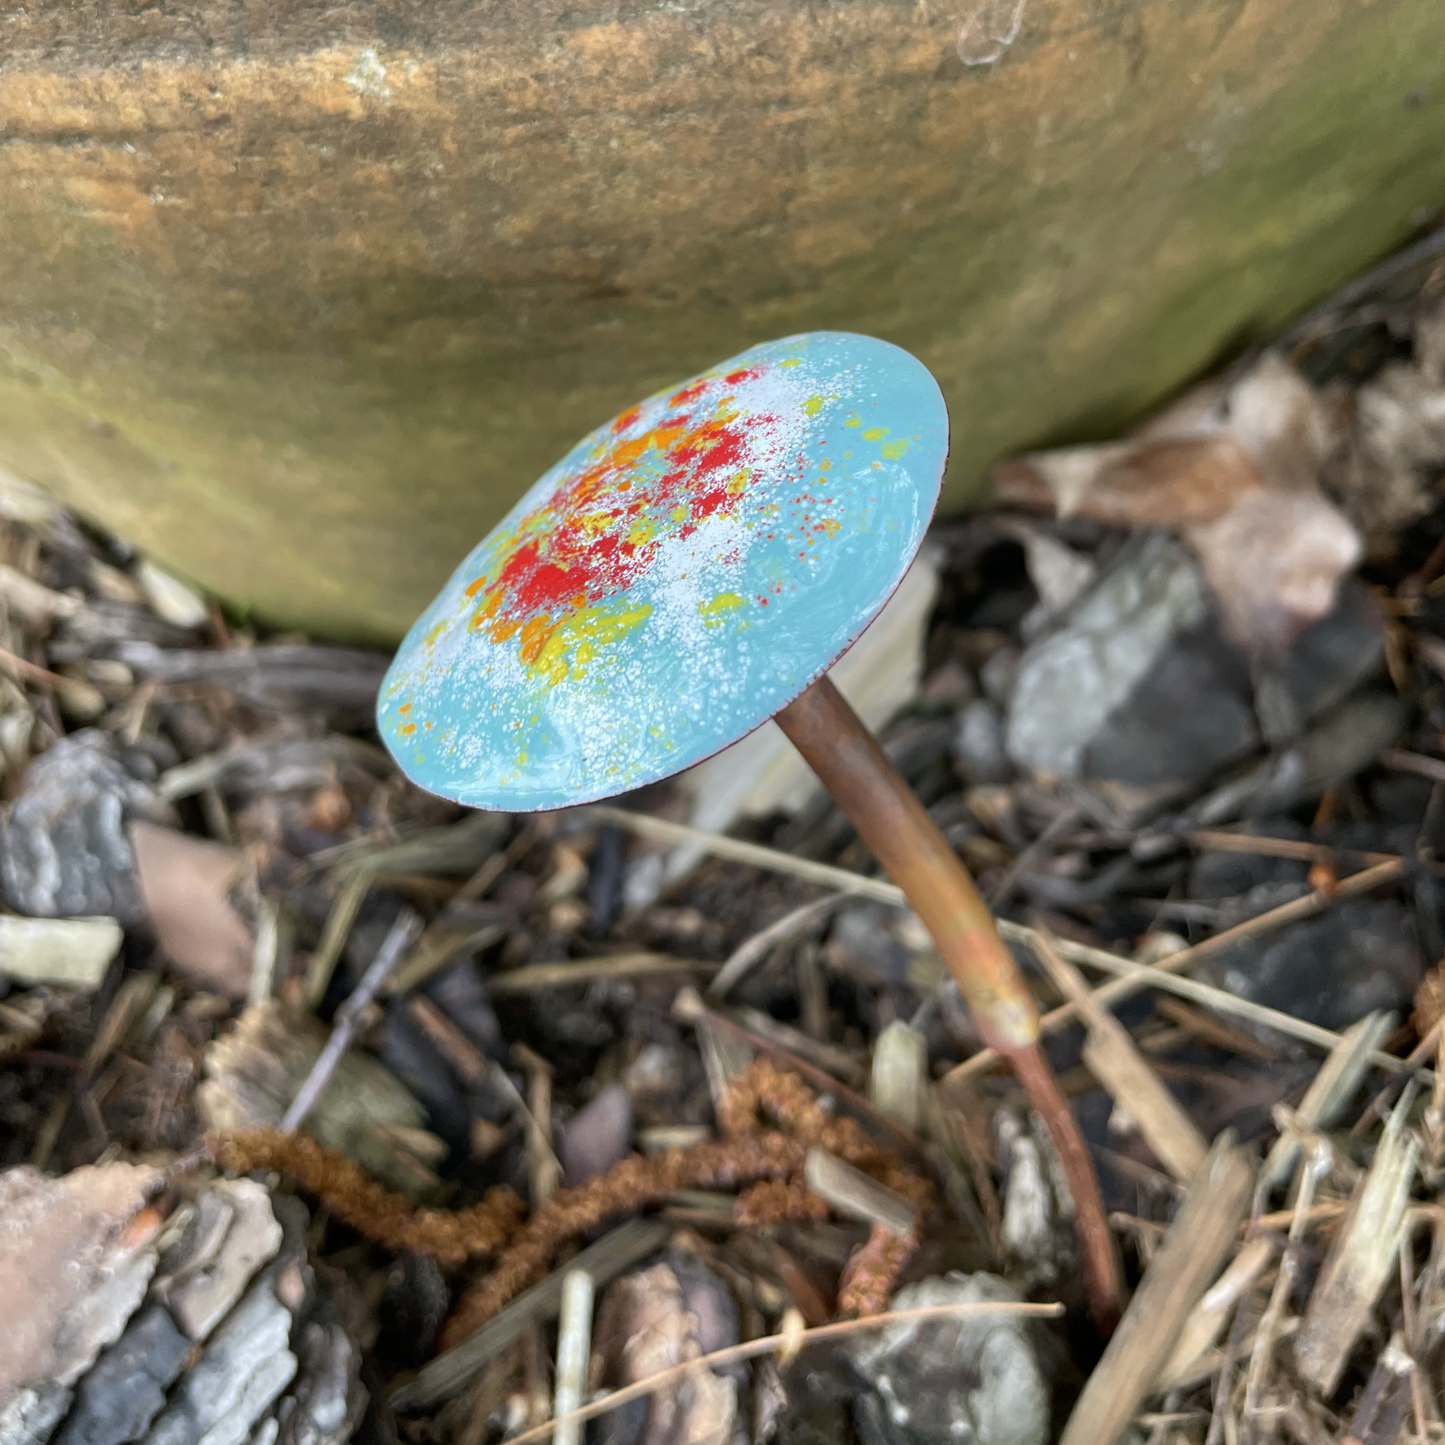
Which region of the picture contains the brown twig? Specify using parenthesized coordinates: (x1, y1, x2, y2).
(1186, 830, 1398, 869)
(590, 807, 1409, 1085)
(0, 642, 80, 691)
(707, 894, 844, 999)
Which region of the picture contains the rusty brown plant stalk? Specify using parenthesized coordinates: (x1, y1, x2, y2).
(211, 1059, 935, 1350)
(774, 675, 1121, 1328)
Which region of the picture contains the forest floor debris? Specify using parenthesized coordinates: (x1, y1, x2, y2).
(1, 237, 1445, 1445)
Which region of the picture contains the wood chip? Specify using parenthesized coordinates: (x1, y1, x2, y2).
(130, 821, 253, 1000)
(1258, 1010, 1395, 1196)
(485, 953, 714, 994)
(803, 1148, 917, 1236)
(1156, 1235, 1275, 1392)
(1295, 1090, 1421, 1395)
(1059, 1132, 1254, 1445)
(0, 914, 122, 990)
(1030, 931, 1207, 1184)
(869, 1021, 928, 1135)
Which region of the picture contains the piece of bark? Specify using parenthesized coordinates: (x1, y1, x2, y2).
(1156, 1235, 1273, 1391)
(591, 1262, 737, 1445)
(1059, 1133, 1254, 1445)
(0, 730, 173, 926)
(115, 643, 390, 719)
(0, 1163, 164, 1417)
(152, 1181, 283, 1342)
(53, 1306, 191, 1445)
(142, 1199, 311, 1445)
(273, 1317, 367, 1445)
(1258, 1011, 1394, 1196)
(0, 1385, 73, 1445)
(1340, 1333, 1416, 1445)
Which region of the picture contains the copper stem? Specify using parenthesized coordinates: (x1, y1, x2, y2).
(775, 675, 1120, 1328)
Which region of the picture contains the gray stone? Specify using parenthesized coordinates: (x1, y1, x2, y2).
(0, 731, 172, 925)
(1191, 692, 1407, 828)
(1006, 536, 1387, 805)
(1006, 534, 1210, 780)
(142, 1203, 312, 1445)
(143, 1274, 298, 1445)
(848, 1273, 1048, 1445)
(1078, 618, 1257, 788)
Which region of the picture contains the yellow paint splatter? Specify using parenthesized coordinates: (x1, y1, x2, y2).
(484, 598, 657, 688)
(862, 427, 889, 441)
(780, 359, 802, 368)
(800, 394, 838, 417)
(728, 469, 751, 495)
(880, 440, 909, 460)
(698, 592, 746, 617)
(843, 415, 862, 428)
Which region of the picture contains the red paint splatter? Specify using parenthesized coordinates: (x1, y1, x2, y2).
(462, 366, 790, 641)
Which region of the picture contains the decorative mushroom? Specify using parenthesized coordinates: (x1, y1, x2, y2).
(378, 331, 1120, 1324)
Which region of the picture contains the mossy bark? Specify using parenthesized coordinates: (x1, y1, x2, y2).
(1, 0, 1442, 641)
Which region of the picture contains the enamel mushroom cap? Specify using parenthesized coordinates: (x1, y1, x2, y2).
(378, 331, 949, 810)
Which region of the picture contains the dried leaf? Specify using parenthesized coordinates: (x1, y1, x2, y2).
(130, 821, 254, 999)
(1186, 486, 1362, 657)
(1414, 965, 1445, 1036)
(994, 436, 1264, 528)
(993, 353, 1363, 661)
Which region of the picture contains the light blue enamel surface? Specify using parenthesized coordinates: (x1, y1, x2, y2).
(377, 331, 948, 809)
